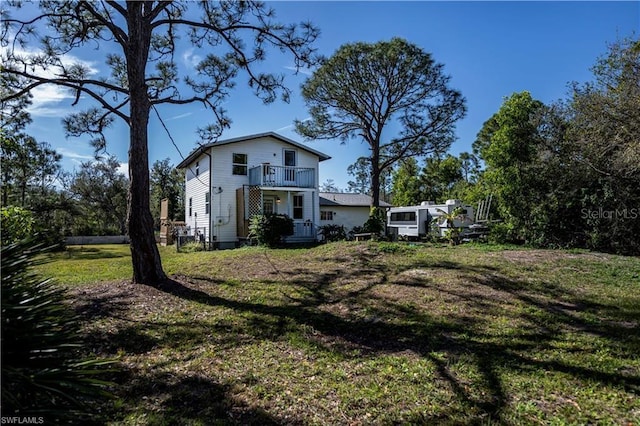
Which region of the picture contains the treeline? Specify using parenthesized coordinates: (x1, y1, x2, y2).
(387, 37, 639, 255)
(0, 130, 184, 242)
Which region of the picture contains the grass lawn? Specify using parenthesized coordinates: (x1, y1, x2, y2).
(36, 242, 640, 424)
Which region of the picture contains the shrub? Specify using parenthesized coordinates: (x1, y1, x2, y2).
(318, 224, 347, 242)
(488, 222, 517, 244)
(1, 237, 115, 422)
(375, 242, 418, 254)
(1, 206, 65, 250)
(249, 214, 294, 247)
(1, 206, 35, 245)
(179, 241, 205, 253)
(362, 207, 386, 235)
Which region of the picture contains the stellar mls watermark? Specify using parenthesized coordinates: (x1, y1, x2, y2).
(581, 208, 639, 220)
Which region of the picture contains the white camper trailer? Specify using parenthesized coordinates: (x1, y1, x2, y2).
(387, 199, 474, 239)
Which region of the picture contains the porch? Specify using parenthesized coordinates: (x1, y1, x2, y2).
(286, 221, 317, 243)
(236, 185, 318, 243)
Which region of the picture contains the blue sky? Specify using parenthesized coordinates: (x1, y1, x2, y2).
(14, 1, 639, 190)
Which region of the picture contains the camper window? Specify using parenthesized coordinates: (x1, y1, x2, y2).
(390, 212, 416, 222)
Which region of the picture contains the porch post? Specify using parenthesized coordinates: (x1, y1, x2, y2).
(311, 190, 316, 238)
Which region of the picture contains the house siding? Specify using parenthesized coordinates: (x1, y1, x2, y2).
(183, 135, 325, 245)
(185, 154, 211, 241)
(320, 206, 370, 232)
(318, 193, 391, 234)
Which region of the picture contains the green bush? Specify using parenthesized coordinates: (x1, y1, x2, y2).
(249, 214, 294, 247)
(318, 224, 347, 242)
(362, 207, 386, 235)
(1, 206, 65, 249)
(488, 222, 517, 245)
(179, 241, 205, 253)
(375, 242, 418, 254)
(1, 237, 115, 422)
(1, 206, 35, 245)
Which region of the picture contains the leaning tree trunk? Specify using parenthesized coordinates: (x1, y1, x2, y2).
(125, 2, 167, 284)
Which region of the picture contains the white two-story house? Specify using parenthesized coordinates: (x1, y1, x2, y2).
(177, 132, 331, 248)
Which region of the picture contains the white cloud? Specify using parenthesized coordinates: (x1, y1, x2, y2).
(284, 65, 313, 76)
(276, 117, 310, 132)
(28, 86, 76, 116)
(4, 47, 99, 117)
(167, 112, 193, 121)
(57, 147, 96, 161)
(60, 152, 128, 177)
(117, 162, 129, 177)
(182, 48, 202, 69)
(276, 123, 294, 132)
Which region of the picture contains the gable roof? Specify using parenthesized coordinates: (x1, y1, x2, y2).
(176, 132, 331, 169)
(319, 192, 392, 208)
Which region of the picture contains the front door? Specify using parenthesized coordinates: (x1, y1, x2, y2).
(284, 149, 296, 183)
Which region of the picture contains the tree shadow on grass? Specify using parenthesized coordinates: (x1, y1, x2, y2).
(158, 255, 639, 421)
(157, 278, 509, 421)
(64, 246, 130, 260)
(75, 252, 640, 423)
(109, 369, 281, 425)
(74, 295, 296, 423)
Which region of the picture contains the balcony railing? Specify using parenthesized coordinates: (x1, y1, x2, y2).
(248, 164, 315, 188)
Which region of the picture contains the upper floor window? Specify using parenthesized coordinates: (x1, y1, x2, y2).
(195, 161, 200, 176)
(205, 192, 210, 215)
(284, 149, 296, 167)
(232, 153, 248, 175)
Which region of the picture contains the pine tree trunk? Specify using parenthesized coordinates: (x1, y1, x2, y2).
(126, 2, 167, 284)
(371, 147, 381, 209)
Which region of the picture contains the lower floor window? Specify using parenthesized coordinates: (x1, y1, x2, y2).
(321, 211, 334, 221)
(293, 195, 303, 219)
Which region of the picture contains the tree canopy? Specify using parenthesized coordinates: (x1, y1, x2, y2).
(473, 91, 546, 238)
(296, 37, 466, 208)
(68, 156, 129, 236)
(390, 158, 421, 207)
(150, 158, 185, 229)
(471, 37, 640, 254)
(388, 152, 478, 206)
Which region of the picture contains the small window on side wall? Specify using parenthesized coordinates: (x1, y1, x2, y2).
(189, 197, 193, 217)
(321, 211, 334, 221)
(232, 153, 248, 175)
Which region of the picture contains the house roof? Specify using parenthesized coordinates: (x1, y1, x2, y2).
(176, 132, 331, 169)
(319, 192, 392, 208)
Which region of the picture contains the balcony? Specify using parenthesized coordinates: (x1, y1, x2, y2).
(248, 164, 316, 188)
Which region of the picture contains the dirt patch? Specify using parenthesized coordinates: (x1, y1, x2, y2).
(493, 250, 561, 263)
(494, 250, 613, 264)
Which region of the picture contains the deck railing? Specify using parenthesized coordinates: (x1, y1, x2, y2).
(248, 164, 315, 188)
(283, 221, 316, 242)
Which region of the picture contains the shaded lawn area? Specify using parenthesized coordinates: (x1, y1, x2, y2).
(38, 242, 640, 424)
